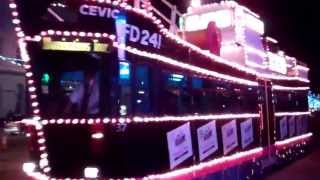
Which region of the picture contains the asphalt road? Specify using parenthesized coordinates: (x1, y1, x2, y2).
(264, 146, 320, 180)
(0, 134, 31, 180)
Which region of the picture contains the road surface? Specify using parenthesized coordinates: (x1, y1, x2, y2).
(0, 134, 30, 180)
(265, 146, 320, 180)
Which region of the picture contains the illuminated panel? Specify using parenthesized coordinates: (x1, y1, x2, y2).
(42, 38, 110, 52)
(267, 52, 287, 74)
(190, 0, 201, 8)
(42, 37, 91, 51)
(275, 133, 312, 148)
(184, 9, 233, 31)
(94, 43, 110, 52)
(243, 12, 264, 34)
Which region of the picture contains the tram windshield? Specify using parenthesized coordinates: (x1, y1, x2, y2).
(30, 43, 117, 118)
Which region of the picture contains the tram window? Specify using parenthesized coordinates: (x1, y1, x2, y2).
(274, 92, 297, 111)
(192, 77, 203, 89)
(295, 92, 308, 111)
(34, 51, 116, 118)
(191, 77, 207, 114)
(242, 87, 258, 112)
(160, 72, 191, 115)
(134, 65, 151, 115)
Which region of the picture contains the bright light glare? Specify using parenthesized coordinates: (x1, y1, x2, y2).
(185, 10, 233, 31)
(84, 167, 99, 178)
(22, 162, 36, 174)
(91, 132, 104, 139)
(190, 0, 201, 7)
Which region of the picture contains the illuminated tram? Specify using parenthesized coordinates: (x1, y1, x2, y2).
(10, 0, 312, 179)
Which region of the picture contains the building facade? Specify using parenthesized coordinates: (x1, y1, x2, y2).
(0, 0, 26, 119)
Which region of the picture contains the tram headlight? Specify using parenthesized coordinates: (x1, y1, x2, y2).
(22, 162, 36, 174)
(84, 167, 99, 178)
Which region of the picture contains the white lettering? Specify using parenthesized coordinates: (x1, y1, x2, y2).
(79, 4, 89, 15)
(98, 7, 107, 17)
(129, 25, 140, 42)
(111, 9, 120, 19)
(89, 6, 98, 16)
(79, 4, 163, 49)
(79, 4, 119, 19)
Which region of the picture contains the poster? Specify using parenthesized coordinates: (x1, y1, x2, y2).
(240, 118, 254, 149)
(279, 117, 288, 139)
(197, 121, 218, 161)
(167, 123, 193, 169)
(222, 120, 238, 155)
(288, 116, 296, 137)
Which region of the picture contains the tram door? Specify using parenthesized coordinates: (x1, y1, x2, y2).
(258, 80, 275, 147)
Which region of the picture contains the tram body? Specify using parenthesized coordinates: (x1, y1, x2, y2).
(10, 0, 311, 179)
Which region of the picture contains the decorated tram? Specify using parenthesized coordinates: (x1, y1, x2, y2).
(9, 0, 312, 179)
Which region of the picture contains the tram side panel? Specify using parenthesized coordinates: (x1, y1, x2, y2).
(25, 37, 264, 178)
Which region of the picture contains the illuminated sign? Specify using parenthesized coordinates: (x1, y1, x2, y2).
(42, 38, 110, 52)
(167, 123, 193, 169)
(197, 121, 218, 161)
(222, 120, 238, 155)
(240, 118, 254, 148)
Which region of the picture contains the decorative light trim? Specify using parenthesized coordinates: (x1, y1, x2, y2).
(23, 170, 49, 180)
(265, 36, 278, 44)
(39, 30, 258, 86)
(146, 147, 264, 179)
(22, 118, 49, 173)
(18, 39, 41, 116)
(296, 65, 310, 72)
(275, 133, 312, 147)
(272, 85, 310, 91)
(23, 147, 264, 180)
(113, 42, 259, 86)
(275, 111, 311, 117)
(40, 113, 259, 125)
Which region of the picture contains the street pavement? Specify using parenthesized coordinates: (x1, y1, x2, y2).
(265, 145, 320, 180)
(0, 134, 31, 180)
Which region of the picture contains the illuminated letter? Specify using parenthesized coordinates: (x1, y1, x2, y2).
(89, 6, 98, 16)
(79, 4, 89, 15)
(111, 9, 120, 19)
(98, 7, 107, 17)
(130, 25, 140, 42)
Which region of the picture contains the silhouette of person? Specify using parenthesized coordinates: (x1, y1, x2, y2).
(65, 68, 100, 115)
